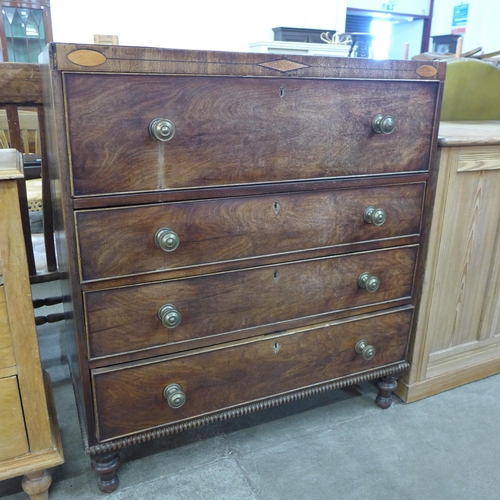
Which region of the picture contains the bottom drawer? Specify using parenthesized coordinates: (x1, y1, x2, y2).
(92, 308, 412, 441)
(0, 376, 29, 460)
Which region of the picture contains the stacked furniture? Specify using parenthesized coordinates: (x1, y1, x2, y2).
(42, 43, 444, 492)
(0, 149, 63, 499)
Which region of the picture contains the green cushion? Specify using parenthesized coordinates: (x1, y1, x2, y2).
(441, 58, 500, 121)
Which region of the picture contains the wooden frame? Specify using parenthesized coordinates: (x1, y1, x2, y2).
(0, 62, 57, 282)
(0, 149, 63, 499)
(0, 0, 53, 63)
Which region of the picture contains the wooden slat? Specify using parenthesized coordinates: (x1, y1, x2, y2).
(5, 105, 23, 153)
(16, 178, 37, 277)
(0, 63, 43, 105)
(37, 104, 57, 272)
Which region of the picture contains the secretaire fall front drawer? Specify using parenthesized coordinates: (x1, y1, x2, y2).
(92, 307, 413, 441)
(85, 245, 418, 359)
(64, 73, 438, 196)
(76, 183, 425, 281)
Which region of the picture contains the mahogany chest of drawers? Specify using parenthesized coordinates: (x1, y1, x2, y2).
(42, 43, 445, 492)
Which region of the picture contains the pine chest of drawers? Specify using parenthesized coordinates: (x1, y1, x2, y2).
(42, 43, 445, 492)
(0, 150, 64, 499)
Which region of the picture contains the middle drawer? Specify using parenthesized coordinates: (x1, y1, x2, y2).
(76, 183, 424, 281)
(84, 245, 418, 359)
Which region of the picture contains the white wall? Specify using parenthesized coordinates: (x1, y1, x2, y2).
(50, 1, 500, 56)
(50, 0, 346, 52)
(431, 0, 500, 53)
(389, 19, 424, 59)
(347, 0, 431, 16)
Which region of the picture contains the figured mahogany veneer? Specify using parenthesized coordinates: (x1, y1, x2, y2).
(42, 43, 444, 492)
(85, 246, 417, 359)
(76, 183, 425, 281)
(93, 308, 412, 441)
(64, 74, 437, 196)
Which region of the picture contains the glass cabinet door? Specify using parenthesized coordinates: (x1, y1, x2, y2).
(2, 6, 47, 62)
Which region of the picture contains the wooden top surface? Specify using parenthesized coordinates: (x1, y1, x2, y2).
(44, 43, 446, 82)
(438, 121, 500, 147)
(0, 150, 23, 180)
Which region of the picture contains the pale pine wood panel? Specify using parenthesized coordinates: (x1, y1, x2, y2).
(397, 355, 500, 403)
(0, 287, 16, 370)
(427, 335, 500, 378)
(404, 147, 459, 384)
(426, 159, 500, 352)
(458, 146, 500, 171)
(401, 123, 500, 400)
(478, 209, 500, 339)
(0, 377, 29, 461)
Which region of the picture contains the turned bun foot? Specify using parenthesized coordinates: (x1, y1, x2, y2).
(375, 374, 398, 409)
(21, 470, 52, 500)
(91, 452, 120, 493)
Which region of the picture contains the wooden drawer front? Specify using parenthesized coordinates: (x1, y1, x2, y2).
(0, 286, 16, 370)
(77, 183, 424, 281)
(0, 376, 29, 460)
(86, 245, 417, 358)
(64, 73, 437, 196)
(92, 308, 412, 441)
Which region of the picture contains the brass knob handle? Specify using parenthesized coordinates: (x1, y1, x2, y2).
(364, 206, 386, 226)
(154, 228, 180, 252)
(355, 339, 376, 360)
(149, 118, 175, 142)
(372, 114, 396, 135)
(163, 383, 186, 408)
(358, 272, 380, 293)
(158, 304, 182, 328)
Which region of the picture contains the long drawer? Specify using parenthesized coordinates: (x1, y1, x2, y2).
(64, 74, 438, 196)
(76, 183, 424, 281)
(92, 307, 412, 441)
(85, 245, 418, 359)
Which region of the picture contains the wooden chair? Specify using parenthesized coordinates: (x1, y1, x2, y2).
(0, 109, 42, 155)
(0, 63, 57, 284)
(0, 63, 62, 326)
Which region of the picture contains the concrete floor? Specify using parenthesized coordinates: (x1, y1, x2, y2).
(1, 281, 500, 499)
